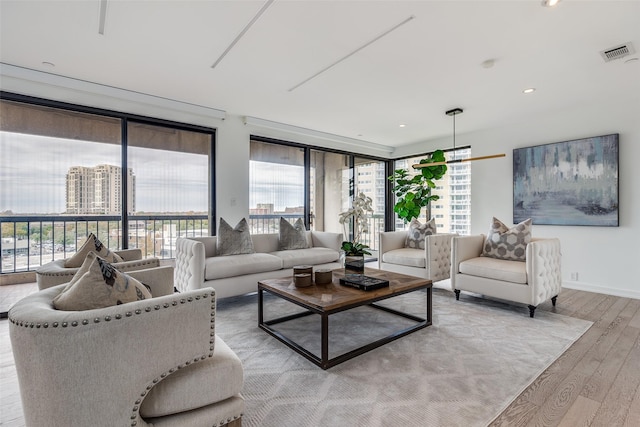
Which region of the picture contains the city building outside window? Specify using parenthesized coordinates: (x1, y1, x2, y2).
(393, 148, 471, 235)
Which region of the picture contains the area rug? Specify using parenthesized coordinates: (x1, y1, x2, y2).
(215, 288, 592, 427)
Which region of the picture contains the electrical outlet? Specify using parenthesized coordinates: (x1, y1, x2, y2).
(571, 272, 579, 281)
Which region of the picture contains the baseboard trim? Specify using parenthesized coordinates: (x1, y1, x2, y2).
(563, 281, 640, 300)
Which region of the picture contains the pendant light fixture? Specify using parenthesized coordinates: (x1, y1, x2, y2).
(412, 108, 505, 169)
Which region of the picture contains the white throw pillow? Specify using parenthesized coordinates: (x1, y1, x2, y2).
(405, 218, 437, 250)
(64, 233, 123, 268)
(481, 217, 532, 261)
(53, 255, 152, 311)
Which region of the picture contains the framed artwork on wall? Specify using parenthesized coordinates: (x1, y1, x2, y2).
(513, 133, 619, 227)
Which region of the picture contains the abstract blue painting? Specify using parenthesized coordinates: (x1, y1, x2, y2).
(513, 134, 619, 226)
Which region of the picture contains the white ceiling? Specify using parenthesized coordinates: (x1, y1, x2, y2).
(1, 0, 639, 149)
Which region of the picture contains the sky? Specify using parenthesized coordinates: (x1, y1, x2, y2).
(0, 132, 208, 214)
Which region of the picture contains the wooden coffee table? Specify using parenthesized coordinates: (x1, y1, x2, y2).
(258, 268, 432, 370)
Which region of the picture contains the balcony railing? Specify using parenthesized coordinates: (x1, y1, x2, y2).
(1, 214, 208, 274)
(2, 213, 387, 275)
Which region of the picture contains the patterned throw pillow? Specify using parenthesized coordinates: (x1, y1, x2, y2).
(64, 233, 123, 268)
(53, 255, 152, 311)
(405, 218, 437, 250)
(216, 217, 255, 256)
(278, 217, 309, 250)
(482, 217, 532, 261)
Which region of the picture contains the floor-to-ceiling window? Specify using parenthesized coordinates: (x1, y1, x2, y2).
(249, 137, 389, 250)
(249, 140, 305, 233)
(0, 93, 215, 273)
(127, 122, 212, 257)
(393, 147, 471, 234)
(354, 157, 386, 249)
(310, 150, 351, 233)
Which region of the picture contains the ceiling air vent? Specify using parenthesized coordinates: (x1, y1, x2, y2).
(600, 42, 635, 62)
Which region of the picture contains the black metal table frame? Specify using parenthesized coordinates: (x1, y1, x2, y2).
(258, 284, 432, 370)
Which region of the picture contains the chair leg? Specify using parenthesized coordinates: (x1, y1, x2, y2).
(551, 295, 558, 306)
(528, 305, 537, 318)
(454, 289, 460, 300)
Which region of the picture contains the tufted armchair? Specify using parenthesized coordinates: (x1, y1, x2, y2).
(36, 248, 160, 290)
(451, 235, 562, 317)
(378, 232, 457, 283)
(9, 266, 244, 427)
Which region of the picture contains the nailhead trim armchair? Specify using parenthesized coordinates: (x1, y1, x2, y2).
(10, 266, 244, 427)
(36, 248, 161, 290)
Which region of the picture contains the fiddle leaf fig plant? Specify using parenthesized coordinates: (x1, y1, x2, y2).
(389, 149, 448, 223)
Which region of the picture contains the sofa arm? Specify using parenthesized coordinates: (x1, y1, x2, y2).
(425, 233, 457, 282)
(379, 231, 407, 254)
(175, 238, 206, 293)
(451, 234, 485, 288)
(9, 286, 216, 427)
(527, 238, 562, 306)
(115, 248, 143, 261)
(114, 257, 160, 273)
(128, 266, 175, 297)
(310, 231, 343, 251)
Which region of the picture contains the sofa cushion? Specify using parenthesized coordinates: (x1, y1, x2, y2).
(459, 256, 527, 284)
(204, 253, 282, 280)
(53, 255, 152, 310)
(217, 217, 255, 256)
(482, 217, 532, 262)
(279, 217, 309, 250)
(140, 336, 244, 418)
(382, 248, 426, 268)
(405, 218, 436, 250)
(64, 233, 123, 268)
(271, 247, 340, 269)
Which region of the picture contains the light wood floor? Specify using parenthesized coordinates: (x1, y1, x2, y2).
(1, 284, 639, 426)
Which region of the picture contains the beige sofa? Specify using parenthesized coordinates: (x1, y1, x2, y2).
(9, 266, 244, 427)
(174, 231, 343, 298)
(451, 234, 562, 317)
(378, 231, 457, 283)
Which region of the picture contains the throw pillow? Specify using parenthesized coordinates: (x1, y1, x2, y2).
(482, 217, 532, 261)
(53, 255, 152, 311)
(405, 218, 437, 250)
(278, 217, 309, 250)
(216, 217, 255, 256)
(61, 250, 99, 293)
(64, 233, 123, 268)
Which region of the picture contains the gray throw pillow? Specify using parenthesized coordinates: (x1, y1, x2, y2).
(405, 218, 437, 249)
(482, 217, 532, 261)
(279, 217, 309, 250)
(216, 217, 255, 256)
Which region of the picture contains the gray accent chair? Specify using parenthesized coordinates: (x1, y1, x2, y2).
(36, 248, 160, 290)
(378, 231, 457, 283)
(451, 235, 562, 317)
(9, 266, 244, 427)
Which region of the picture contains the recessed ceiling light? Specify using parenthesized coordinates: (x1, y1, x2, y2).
(541, 0, 560, 7)
(399, 124, 407, 128)
(41, 61, 55, 68)
(523, 88, 536, 94)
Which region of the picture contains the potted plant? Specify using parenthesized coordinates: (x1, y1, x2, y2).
(389, 150, 448, 223)
(338, 192, 373, 274)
